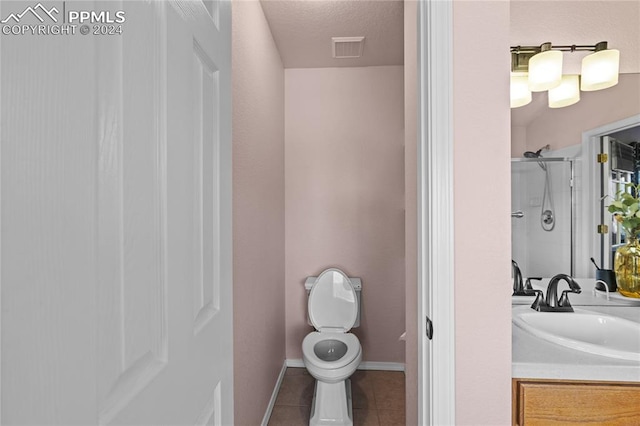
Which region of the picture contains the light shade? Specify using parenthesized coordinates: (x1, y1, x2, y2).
(528, 50, 563, 92)
(510, 74, 532, 108)
(548, 75, 580, 108)
(581, 49, 620, 91)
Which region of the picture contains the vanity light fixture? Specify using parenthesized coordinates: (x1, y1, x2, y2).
(548, 75, 580, 108)
(581, 42, 620, 91)
(510, 73, 532, 108)
(510, 41, 620, 109)
(527, 42, 563, 92)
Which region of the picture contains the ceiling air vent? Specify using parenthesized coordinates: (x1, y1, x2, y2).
(332, 37, 365, 59)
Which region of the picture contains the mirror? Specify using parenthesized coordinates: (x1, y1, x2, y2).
(510, 0, 640, 281)
(511, 73, 640, 280)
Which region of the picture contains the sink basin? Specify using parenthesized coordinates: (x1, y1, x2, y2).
(513, 306, 640, 361)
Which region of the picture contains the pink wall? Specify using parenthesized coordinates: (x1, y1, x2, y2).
(453, 2, 512, 424)
(524, 73, 640, 152)
(285, 66, 406, 363)
(232, 2, 285, 425)
(233, 3, 514, 423)
(511, 125, 527, 158)
(404, 1, 418, 425)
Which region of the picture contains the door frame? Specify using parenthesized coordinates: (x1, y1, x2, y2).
(581, 114, 640, 273)
(417, 1, 455, 424)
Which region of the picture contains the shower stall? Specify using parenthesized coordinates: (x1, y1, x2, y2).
(511, 157, 575, 278)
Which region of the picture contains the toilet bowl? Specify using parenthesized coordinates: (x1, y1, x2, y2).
(303, 332, 361, 384)
(302, 268, 362, 426)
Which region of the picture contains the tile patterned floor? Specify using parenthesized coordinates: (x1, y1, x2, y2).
(268, 368, 405, 426)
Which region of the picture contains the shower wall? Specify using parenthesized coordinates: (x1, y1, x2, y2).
(511, 159, 574, 278)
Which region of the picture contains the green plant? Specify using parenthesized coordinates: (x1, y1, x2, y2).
(608, 182, 640, 237)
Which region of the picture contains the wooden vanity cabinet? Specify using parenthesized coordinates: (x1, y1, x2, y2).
(512, 378, 640, 425)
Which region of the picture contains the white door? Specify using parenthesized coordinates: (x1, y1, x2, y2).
(0, 0, 233, 424)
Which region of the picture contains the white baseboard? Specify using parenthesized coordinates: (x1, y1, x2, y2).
(285, 358, 305, 368)
(357, 361, 405, 371)
(285, 358, 405, 372)
(261, 360, 287, 426)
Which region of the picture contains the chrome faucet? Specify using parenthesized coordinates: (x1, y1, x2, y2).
(531, 273, 581, 312)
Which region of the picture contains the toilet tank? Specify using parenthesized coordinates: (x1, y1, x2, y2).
(304, 276, 362, 328)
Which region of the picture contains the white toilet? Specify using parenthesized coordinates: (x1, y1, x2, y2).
(302, 268, 362, 426)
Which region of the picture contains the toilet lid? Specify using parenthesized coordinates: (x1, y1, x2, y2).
(308, 268, 357, 332)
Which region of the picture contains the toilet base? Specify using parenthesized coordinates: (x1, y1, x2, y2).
(309, 378, 353, 426)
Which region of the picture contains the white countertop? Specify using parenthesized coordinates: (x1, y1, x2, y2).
(512, 278, 640, 382)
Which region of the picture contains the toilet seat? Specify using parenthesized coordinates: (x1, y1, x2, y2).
(308, 268, 358, 333)
(302, 331, 361, 371)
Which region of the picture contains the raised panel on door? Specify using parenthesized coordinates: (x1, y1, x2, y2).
(192, 40, 221, 335)
(179, 0, 234, 422)
(201, 0, 220, 30)
(96, 2, 168, 423)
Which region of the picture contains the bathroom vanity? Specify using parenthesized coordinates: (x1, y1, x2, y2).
(512, 278, 640, 425)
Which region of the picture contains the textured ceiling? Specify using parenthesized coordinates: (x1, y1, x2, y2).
(259, 0, 404, 69)
(511, 0, 640, 127)
(259, 1, 638, 122)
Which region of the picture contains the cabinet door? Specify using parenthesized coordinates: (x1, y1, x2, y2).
(513, 379, 640, 425)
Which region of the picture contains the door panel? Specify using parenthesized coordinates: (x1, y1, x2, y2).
(1, 0, 233, 424)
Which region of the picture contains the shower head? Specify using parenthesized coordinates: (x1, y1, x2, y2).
(523, 151, 540, 158)
(523, 145, 550, 171)
(523, 144, 551, 158)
